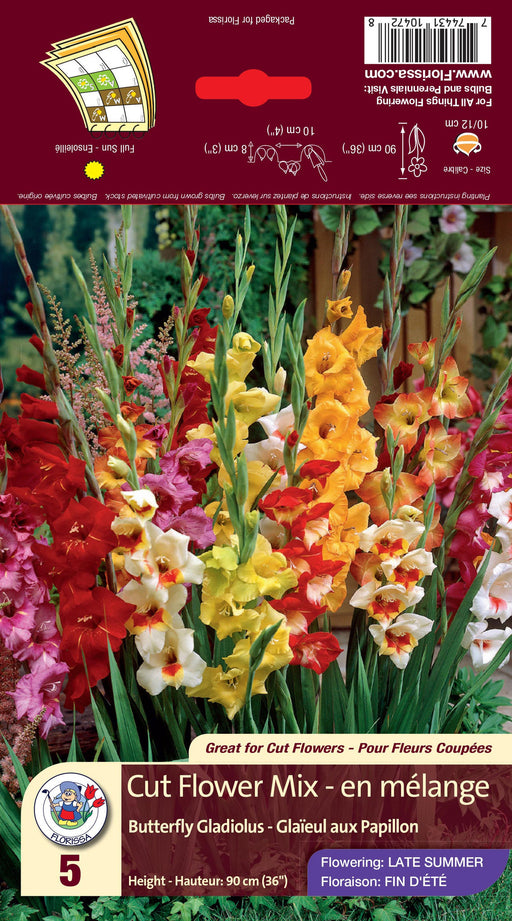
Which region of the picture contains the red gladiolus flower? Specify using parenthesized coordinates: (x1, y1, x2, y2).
(260, 488, 314, 526)
(29, 334, 44, 356)
(21, 394, 59, 421)
(122, 375, 142, 396)
(60, 586, 135, 700)
(289, 631, 341, 673)
(290, 503, 333, 549)
(393, 361, 414, 389)
(299, 460, 338, 487)
(270, 593, 326, 634)
(51, 496, 117, 569)
(111, 344, 125, 367)
(16, 365, 45, 390)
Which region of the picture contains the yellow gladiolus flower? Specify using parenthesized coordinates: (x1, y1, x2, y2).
(302, 398, 356, 460)
(326, 296, 353, 323)
(340, 305, 382, 367)
(304, 327, 356, 397)
(188, 665, 261, 719)
(226, 381, 280, 426)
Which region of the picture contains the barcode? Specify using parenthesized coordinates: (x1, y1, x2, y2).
(364, 17, 491, 65)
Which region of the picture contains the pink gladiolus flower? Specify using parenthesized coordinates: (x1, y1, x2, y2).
(12, 659, 69, 737)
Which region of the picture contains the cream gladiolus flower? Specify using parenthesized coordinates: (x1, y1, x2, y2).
(462, 621, 512, 672)
(125, 522, 205, 593)
(135, 618, 206, 693)
(381, 548, 436, 586)
(245, 404, 303, 471)
(369, 613, 433, 668)
(358, 519, 425, 558)
(122, 489, 158, 519)
(350, 579, 424, 625)
(472, 561, 512, 623)
(120, 580, 188, 636)
(489, 487, 512, 531)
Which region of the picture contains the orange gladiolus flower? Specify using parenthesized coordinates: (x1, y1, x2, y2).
(341, 427, 379, 490)
(430, 357, 473, 419)
(374, 390, 432, 453)
(356, 471, 426, 525)
(418, 418, 463, 484)
(339, 305, 382, 367)
(304, 327, 356, 397)
(302, 399, 356, 460)
(407, 339, 437, 372)
(326, 296, 353, 323)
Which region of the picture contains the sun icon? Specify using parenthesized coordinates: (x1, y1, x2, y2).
(84, 161, 104, 180)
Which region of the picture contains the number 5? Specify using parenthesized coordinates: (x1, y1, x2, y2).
(60, 854, 81, 887)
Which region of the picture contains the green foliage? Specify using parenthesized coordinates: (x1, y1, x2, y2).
(471, 256, 512, 386)
(44, 900, 90, 921)
(0, 205, 109, 400)
(318, 204, 493, 314)
(89, 896, 164, 920)
(0, 890, 38, 921)
(142, 206, 312, 346)
(449, 667, 511, 732)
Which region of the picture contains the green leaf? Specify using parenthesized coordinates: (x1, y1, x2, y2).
(407, 282, 431, 304)
(0, 782, 21, 859)
(107, 643, 145, 761)
(482, 315, 508, 350)
(352, 206, 381, 236)
(318, 205, 342, 232)
(406, 207, 431, 236)
(89, 690, 120, 762)
(455, 245, 496, 308)
(406, 258, 430, 280)
(373, 901, 407, 920)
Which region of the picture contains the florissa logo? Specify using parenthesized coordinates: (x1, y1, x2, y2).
(34, 772, 108, 846)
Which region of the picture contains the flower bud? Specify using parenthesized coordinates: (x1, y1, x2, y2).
(222, 295, 235, 319)
(116, 413, 138, 463)
(273, 366, 287, 394)
(107, 455, 131, 478)
(396, 505, 423, 522)
(246, 264, 255, 281)
(380, 468, 393, 503)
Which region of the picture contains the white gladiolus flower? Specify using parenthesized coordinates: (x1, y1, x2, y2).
(471, 561, 512, 623)
(462, 622, 512, 672)
(358, 519, 425, 557)
(369, 613, 433, 669)
(381, 547, 436, 584)
(245, 404, 304, 471)
(489, 489, 512, 557)
(119, 581, 188, 642)
(350, 579, 424, 625)
(259, 404, 296, 438)
(122, 489, 158, 518)
(135, 621, 207, 693)
(125, 522, 205, 591)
